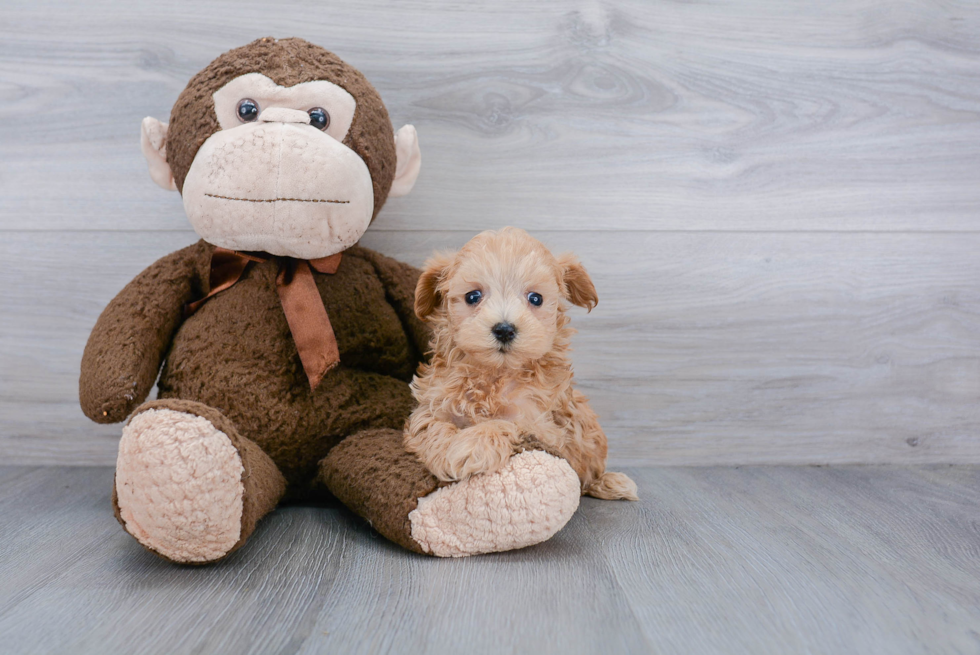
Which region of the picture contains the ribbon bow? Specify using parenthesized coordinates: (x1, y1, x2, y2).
(185, 247, 343, 389)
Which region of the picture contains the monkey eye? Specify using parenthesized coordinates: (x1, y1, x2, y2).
(527, 292, 543, 306)
(308, 107, 330, 131)
(237, 98, 259, 123)
(465, 290, 483, 305)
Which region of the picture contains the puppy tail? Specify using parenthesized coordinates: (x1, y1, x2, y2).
(585, 471, 638, 501)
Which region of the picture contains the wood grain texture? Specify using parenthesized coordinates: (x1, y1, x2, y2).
(1, 0, 980, 232)
(1, 0, 980, 465)
(1, 465, 979, 654)
(2, 231, 978, 465)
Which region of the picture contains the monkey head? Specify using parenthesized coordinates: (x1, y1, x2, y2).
(140, 37, 421, 259)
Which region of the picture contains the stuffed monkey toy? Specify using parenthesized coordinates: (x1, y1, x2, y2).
(80, 37, 581, 562)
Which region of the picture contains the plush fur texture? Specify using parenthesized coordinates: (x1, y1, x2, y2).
(166, 37, 396, 220)
(406, 227, 638, 501)
(88, 241, 438, 562)
(85, 40, 588, 562)
(113, 399, 287, 564)
(82, 241, 428, 496)
(116, 408, 245, 563)
(409, 450, 581, 557)
(319, 428, 442, 554)
(83, 222, 581, 562)
(180, 72, 376, 259)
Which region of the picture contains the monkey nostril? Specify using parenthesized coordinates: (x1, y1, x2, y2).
(491, 322, 517, 344)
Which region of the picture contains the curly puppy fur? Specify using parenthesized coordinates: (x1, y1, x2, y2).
(405, 227, 637, 501)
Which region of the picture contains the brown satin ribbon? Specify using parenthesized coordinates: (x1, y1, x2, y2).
(185, 247, 343, 390)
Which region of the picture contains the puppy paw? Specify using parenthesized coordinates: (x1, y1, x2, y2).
(429, 420, 521, 481)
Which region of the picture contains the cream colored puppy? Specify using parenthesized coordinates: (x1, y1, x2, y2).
(406, 227, 637, 501)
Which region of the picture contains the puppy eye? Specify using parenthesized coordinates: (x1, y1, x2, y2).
(237, 98, 259, 123)
(465, 290, 483, 305)
(308, 107, 330, 131)
(527, 292, 543, 306)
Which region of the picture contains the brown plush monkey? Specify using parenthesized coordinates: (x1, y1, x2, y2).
(80, 38, 581, 563)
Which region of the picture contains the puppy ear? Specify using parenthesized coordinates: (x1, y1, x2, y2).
(557, 254, 598, 312)
(415, 253, 454, 320)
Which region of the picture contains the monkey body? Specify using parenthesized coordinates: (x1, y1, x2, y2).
(94, 241, 422, 494)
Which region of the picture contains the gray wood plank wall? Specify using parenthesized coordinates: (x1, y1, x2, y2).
(1, 0, 979, 465)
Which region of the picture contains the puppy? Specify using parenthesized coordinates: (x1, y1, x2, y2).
(405, 227, 638, 501)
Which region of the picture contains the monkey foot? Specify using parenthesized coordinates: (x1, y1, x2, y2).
(408, 451, 581, 557)
(320, 429, 581, 557)
(114, 406, 247, 563)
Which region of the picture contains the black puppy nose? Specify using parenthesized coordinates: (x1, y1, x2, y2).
(492, 322, 517, 343)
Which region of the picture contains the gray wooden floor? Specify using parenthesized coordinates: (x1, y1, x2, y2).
(1, 465, 979, 655)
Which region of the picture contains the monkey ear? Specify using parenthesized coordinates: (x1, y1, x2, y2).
(557, 253, 598, 312)
(389, 125, 421, 198)
(415, 252, 453, 320)
(140, 117, 177, 191)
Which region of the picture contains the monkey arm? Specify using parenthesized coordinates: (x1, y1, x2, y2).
(79, 241, 207, 423)
(350, 246, 433, 365)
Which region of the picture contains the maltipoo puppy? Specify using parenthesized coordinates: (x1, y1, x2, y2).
(405, 227, 638, 501)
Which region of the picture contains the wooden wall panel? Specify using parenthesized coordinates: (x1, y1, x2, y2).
(2, 231, 977, 465)
(1, 0, 979, 464)
(2, 1, 980, 233)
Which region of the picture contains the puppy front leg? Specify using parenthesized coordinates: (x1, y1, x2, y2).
(404, 417, 463, 482)
(444, 420, 524, 480)
(406, 413, 522, 482)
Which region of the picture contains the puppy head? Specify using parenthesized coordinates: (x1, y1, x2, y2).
(415, 227, 598, 368)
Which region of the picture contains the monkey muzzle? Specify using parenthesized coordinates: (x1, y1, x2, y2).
(180, 110, 375, 260)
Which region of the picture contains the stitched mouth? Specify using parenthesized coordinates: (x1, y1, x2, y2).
(205, 193, 349, 204)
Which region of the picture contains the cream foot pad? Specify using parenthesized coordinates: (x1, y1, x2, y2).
(115, 408, 245, 563)
(409, 451, 581, 557)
